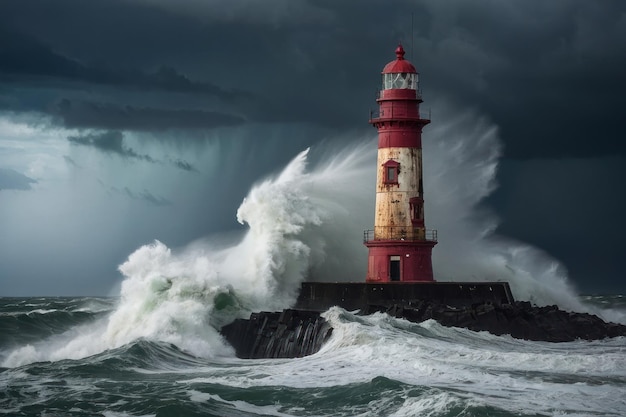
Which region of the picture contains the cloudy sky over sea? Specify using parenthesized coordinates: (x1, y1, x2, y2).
(1, 0, 624, 295)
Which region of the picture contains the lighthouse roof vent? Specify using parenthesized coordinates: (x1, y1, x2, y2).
(382, 44, 417, 74)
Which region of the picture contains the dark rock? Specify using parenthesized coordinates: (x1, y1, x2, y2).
(220, 309, 333, 359)
(376, 301, 626, 343)
(220, 302, 626, 358)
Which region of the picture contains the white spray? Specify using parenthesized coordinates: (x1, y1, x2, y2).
(423, 106, 585, 311)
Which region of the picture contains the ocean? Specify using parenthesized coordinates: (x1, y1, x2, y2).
(1, 295, 625, 416)
(2, 108, 625, 416)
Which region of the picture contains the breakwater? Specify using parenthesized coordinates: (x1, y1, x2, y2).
(219, 282, 626, 359)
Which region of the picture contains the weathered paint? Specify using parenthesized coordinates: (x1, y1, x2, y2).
(365, 45, 436, 283)
(374, 147, 423, 238)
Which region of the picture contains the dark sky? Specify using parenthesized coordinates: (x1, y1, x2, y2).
(1, 0, 625, 295)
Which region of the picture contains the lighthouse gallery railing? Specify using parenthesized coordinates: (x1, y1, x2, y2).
(363, 228, 438, 243)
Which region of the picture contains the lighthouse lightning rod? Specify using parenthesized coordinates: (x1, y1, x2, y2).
(411, 12, 414, 61)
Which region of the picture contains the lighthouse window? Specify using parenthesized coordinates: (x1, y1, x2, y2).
(383, 73, 417, 90)
(409, 197, 424, 226)
(413, 204, 421, 219)
(383, 160, 400, 184)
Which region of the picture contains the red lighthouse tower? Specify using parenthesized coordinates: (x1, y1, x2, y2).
(364, 44, 437, 282)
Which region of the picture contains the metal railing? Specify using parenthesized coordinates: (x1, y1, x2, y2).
(363, 228, 438, 243)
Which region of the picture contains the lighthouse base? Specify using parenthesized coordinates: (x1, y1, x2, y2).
(365, 240, 437, 282)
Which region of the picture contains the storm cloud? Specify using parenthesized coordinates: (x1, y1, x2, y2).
(0, 0, 624, 295)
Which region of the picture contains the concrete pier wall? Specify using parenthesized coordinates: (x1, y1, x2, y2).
(295, 282, 514, 311)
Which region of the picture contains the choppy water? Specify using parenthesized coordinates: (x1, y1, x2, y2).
(1, 296, 625, 416)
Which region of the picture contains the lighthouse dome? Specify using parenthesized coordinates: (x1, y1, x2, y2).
(382, 44, 417, 74)
(381, 44, 418, 90)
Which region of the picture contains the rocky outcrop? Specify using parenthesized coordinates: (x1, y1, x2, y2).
(220, 309, 333, 359)
(220, 301, 626, 358)
(364, 301, 626, 342)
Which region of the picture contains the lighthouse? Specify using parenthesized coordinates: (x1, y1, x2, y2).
(364, 44, 437, 282)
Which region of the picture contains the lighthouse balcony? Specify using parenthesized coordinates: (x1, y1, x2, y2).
(363, 228, 438, 243)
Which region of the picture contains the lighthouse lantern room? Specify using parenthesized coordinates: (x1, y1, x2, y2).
(364, 44, 437, 282)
